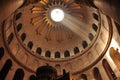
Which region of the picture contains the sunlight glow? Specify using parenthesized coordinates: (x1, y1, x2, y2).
(106, 39, 120, 69)
(50, 8, 64, 22)
(61, 14, 89, 39)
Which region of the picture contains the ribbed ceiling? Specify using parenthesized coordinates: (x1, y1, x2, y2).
(12, 0, 100, 59)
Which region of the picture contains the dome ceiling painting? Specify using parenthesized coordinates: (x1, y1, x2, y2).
(2, 0, 112, 74)
(13, 0, 100, 58)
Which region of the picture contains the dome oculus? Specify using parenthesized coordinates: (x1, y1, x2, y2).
(50, 8, 64, 22)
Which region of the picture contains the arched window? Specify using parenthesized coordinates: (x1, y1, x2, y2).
(93, 13, 99, 21)
(27, 41, 33, 50)
(21, 33, 26, 41)
(45, 51, 51, 57)
(74, 47, 79, 54)
(92, 24, 98, 32)
(13, 68, 24, 80)
(16, 12, 22, 20)
(110, 47, 120, 70)
(17, 23, 22, 32)
(36, 47, 42, 55)
(0, 59, 12, 80)
(82, 41, 88, 49)
(102, 59, 117, 80)
(89, 33, 94, 41)
(7, 33, 14, 44)
(114, 21, 120, 35)
(55, 51, 60, 58)
(64, 50, 70, 57)
(93, 67, 103, 80)
(29, 75, 36, 80)
(0, 47, 4, 60)
(80, 74, 88, 80)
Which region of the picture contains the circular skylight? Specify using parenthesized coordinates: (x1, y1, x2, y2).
(50, 8, 64, 22)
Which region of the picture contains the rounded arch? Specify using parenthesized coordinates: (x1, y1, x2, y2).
(36, 47, 42, 55)
(0, 59, 12, 80)
(74, 47, 80, 54)
(45, 50, 51, 57)
(82, 41, 88, 49)
(89, 33, 94, 41)
(93, 13, 99, 21)
(21, 33, 26, 41)
(92, 24, 98, 32)
(55, 51, 60, 58)
(13, 68, 25, 80)
(102, 59, 117, 80)
(64, 50, 70, 57)
(17, 23, 22, 32)
(27, 41, 33, 50)
(93, 67, 102, 80)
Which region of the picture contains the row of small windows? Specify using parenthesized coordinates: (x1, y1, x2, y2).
(35, 47, 79, 58)
(26, 40, 90, 58)
(24, 40, 89, 58)
(25, 40, 88, 58)
(16, 25, 96, 58)
(45, 47, 80, 58)
(44, 47, 80, 58)
(26, 41, 80, 58)
(28, 45, 81, 58)
(26, 40, 87, 58)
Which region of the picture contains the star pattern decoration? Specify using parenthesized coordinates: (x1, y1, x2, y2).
(31, 0, 83, 42)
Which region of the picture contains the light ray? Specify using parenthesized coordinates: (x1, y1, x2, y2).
(61, 14, 90, 39)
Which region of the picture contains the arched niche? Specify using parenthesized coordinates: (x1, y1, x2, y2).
(93, 67, 103, 80)
(102, 59, 117, 80)
(109, 47, 120, 70)
(0, 59, 12, 80)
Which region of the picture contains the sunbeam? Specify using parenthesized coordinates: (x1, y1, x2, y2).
(61, 13, 90, 39)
